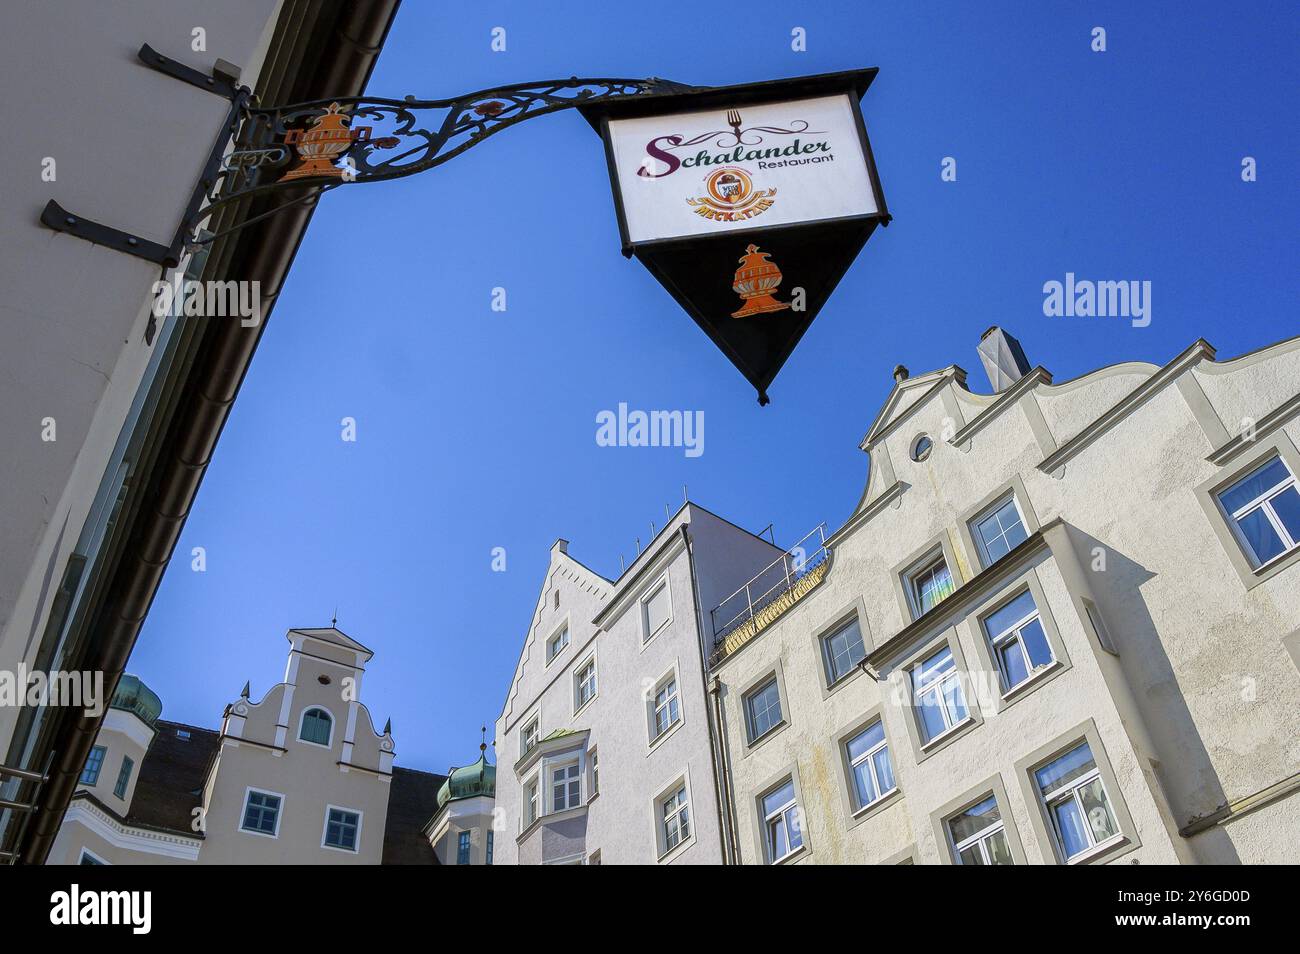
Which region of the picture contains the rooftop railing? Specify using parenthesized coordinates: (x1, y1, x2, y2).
(709, 523, 830, 667)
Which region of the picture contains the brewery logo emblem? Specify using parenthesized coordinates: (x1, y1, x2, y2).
(687, 166, 777, 223)
(280, 102, 399, 181)
(730, 244, 791, 318)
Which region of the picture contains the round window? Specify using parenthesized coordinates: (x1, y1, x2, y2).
(317, 674, 332, 686)
(911, 434, 933, 462)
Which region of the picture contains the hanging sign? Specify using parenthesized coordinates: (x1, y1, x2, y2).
(580, 70, 889, 404)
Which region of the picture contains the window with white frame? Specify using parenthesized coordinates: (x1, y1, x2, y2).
(589, 749, 599, 796)
(524, 777, 539, 828)
(324, 807, 360, 851)
(660, 784, 691, 854)
(908, 555, 956, 617)
(651, 674, 681, 741)
(982, 588, 1053, 692)
(947, 795, 1012, 865)
(1216, 455, 1300, 568)
(761, 779, 803, 863)
(551, 762, 581, 812)
(574, 657, 597, 710)
(642, 579, 672, 641)
(547, 625, 570, 663)
(78, 849, 106, 865)
(821, 617, 866, 684)
(972, 495, 1029, 567)
(846, 721, 895, 810)
(80, 745, 106, 785)
(912, 645, 968, 743)
(1034, 742, 1121, 861)
(241, 789, 281, 836)
(299, 706, 332, 745)
(521, 717, 539, 756)
(744, 677, 783, 742)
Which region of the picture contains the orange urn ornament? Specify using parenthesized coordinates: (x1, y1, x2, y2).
(730, 244, 792, 318)
(282, 102, 357, 180)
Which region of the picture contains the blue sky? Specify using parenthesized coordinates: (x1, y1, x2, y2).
(129, 1, 1297, 773)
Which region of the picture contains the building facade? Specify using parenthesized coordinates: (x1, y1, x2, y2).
(0, 0, 401, 864)
(49, 627, 494, 865)
(495, 328, 1300, 865)
(494, 511, 784, 864)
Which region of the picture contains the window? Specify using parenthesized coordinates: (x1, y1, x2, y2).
(982, 589, 1053, 692)
(643, 580, 672, 641)
(547, 625, 569, 662)
(554, 589, 560, 608)
(972, 495, 1029, 566)
(241, 790, 281, 836)
(176, 728, 191, 740)
(457, 830, 471, 864)
(324, 807, 360, 851)
(524, 778, 539, 827)
(78, 850, 106, 865)
(652, 676, 681, 740)
(521, 717, 539, 755)
(1217, 456, 1300, 568)
(909, 556, 955, 617)
(822, 617, 866, 684)
(1035, 742, 1120, 861)
(762, 779, 803, 863)
(574, 657, 597, 710)
(552, 762, 580, 811)
(744, 677, 783, 742)
(912, 646, 968, 743)
(846, 722, 895, 810)
(911, 434, 933, 462)
(947, 795, 1012, 865)
(80, 745, 106, 785)
(113, 755, 133, 799)
(589, 749, 599, 796)
(299, 707, 332, 746)
(1083, 599, 1118, 655)
(660, 785, 691, 854)
(486, 830, 494, 865)
(587, 848, 600, 865)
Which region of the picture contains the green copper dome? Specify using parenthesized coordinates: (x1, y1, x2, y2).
(110, 674, 162, 727)
(436, 745, 496, 810)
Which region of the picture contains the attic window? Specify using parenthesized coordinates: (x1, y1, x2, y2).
(911, 434, 933, 462)
(318, 674, 332, 686)
(176, 729, 191, 740)
(555, 590, 560, 608)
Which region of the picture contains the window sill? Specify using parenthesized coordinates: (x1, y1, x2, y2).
(573, 694, 597, 719)
(1000, 660, 1063, 703)
(1253, 543, 1300, 575)
(851, 786, 903, 824)
(1065, 833, 1128, 865)
(920, 716, 975, 752)
(656, 833, 696, 864)
(770, 844, 807, 866)
(744, 720, 788, 755)
(647, 719, 683, 756)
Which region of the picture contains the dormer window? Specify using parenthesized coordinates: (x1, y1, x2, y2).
(299, 707, 333, 746)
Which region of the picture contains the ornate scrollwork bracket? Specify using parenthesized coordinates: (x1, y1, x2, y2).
(39, 43, 695, 269)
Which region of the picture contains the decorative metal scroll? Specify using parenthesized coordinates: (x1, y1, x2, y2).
(193, 76, 695, 247)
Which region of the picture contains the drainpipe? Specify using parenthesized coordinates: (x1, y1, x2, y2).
(683, 525, 739, 864)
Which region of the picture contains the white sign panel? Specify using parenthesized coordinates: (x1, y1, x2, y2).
(608, 93, 878, 245)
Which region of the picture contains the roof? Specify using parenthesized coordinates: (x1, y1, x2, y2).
(383, 767, 448, 865)
(436, 748, 496, 810)
(122, 720, 219, 834)
(287, 626, 375, 661)
(110, 674, 163, 727)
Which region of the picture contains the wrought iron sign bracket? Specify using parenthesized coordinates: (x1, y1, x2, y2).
(40, 45, 253, 270)
(38, 43, 694, 270)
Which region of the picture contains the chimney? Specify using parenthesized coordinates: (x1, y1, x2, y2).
(978, 327, 1031, 392)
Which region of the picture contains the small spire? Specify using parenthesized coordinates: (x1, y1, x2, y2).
(383, 718, 392, 735)
(331, 606, 338, 628)
(480, 724, 487, 754)
(240, 681, 250, 699)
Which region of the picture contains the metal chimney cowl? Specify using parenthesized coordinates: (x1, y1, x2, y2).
(978, 326, 1032, 392)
